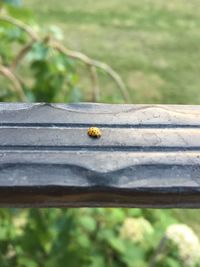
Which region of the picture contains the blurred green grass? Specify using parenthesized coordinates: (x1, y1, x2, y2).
(26, 0, 200, 235)
(27, 0, 200, 104)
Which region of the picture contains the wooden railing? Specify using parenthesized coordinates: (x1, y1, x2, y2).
(0, 103, 200, 207)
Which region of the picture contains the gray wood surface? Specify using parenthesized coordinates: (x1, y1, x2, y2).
(0, 103, 200, 207)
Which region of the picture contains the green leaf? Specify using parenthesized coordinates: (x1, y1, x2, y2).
(79, 216, 96, 233)
(28, 42, 49, 62)
(121, 244, 145, 267)
(108, 237, 126, 253)
(18, 257, 38, 267)
(108, 209, 125, 224)
(89, 255, 106, 267)
(77, 234, 91, 248)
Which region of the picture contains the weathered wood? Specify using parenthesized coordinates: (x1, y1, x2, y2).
(0, 103, 200, 207)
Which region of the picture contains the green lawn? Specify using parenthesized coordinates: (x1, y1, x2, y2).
(26, 0, 200, 235)
(27, 0, 200, 104)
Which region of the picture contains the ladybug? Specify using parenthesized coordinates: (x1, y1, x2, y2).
(87, 127, 101, 138)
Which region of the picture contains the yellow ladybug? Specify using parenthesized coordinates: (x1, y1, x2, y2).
(87, 127, 101, 138)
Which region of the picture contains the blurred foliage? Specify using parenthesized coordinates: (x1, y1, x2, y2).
(1, 208, 200, 267)
(1, 2, 200, 267)
(0, 3, 81, 102)
(0, 1, 129, 103)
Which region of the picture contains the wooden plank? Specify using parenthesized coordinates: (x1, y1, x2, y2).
(0, 103, 200, 208)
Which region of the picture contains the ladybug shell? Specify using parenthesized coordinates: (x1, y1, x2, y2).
(87, 127, 101, 138)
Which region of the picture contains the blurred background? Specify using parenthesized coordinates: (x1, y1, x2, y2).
(0, 0, 200, 266)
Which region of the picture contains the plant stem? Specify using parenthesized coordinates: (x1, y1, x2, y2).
(0, 14, 131, 103)
(0, 65, 27, 101)
(148, 236, 167, 267)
